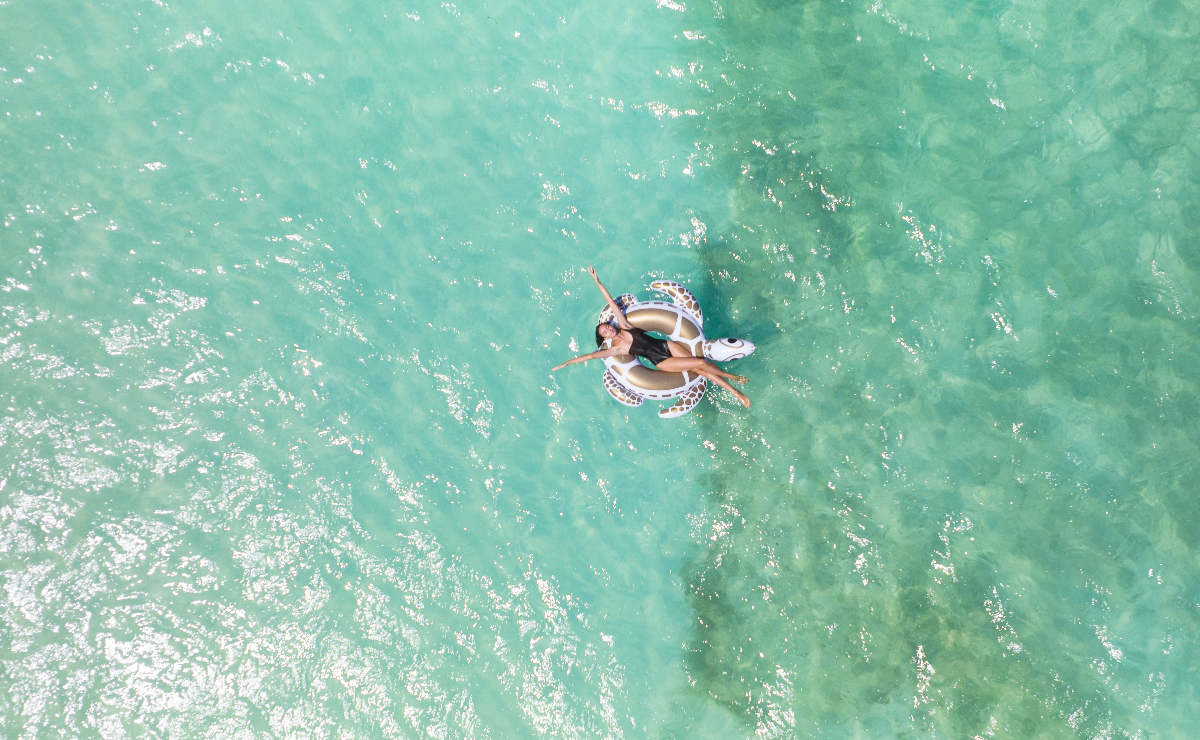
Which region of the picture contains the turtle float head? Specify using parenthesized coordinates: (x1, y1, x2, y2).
(703, 337, 756, 362)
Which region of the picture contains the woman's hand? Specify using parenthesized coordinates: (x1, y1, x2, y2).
(588, 265, 598, 281)
(553, 348, 614, 372)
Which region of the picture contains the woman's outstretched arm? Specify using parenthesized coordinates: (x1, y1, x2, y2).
(552, 347, 620, 372)
(588, 266, 633, 329)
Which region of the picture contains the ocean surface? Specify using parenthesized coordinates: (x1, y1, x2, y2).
(3, 0, 1199, 737)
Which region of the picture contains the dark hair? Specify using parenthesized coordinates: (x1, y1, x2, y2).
(595, 324, 606, 347)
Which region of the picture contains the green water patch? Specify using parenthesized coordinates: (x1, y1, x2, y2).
(663, 0, 1200, 736)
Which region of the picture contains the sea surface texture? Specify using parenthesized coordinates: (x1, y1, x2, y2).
(2, 0, 1198, 738)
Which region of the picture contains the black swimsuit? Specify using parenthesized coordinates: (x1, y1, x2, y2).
(625, 328, 673, 366)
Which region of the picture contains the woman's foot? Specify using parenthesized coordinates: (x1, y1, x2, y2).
(730, 374, 749, 385)
(734, 390, 751, 408)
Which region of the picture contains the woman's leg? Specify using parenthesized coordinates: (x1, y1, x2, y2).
(664, 342, 748, 383)
(702, 370, 751, 407)
(656, 356, 751, 407)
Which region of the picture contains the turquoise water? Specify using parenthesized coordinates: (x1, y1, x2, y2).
(2, 0, 1199, 737)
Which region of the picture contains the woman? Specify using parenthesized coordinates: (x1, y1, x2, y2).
(552, 267, 750, 408)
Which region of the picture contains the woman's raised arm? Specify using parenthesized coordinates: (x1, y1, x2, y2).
(588, 266, 632, 329)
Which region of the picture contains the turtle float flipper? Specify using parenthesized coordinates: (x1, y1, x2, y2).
(649, 280, 703, 325)
(658, 377, 706, 418)
(603, 369, 645, 407)
(648, 280, 755, 361)
(597, 294, 640, 326)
